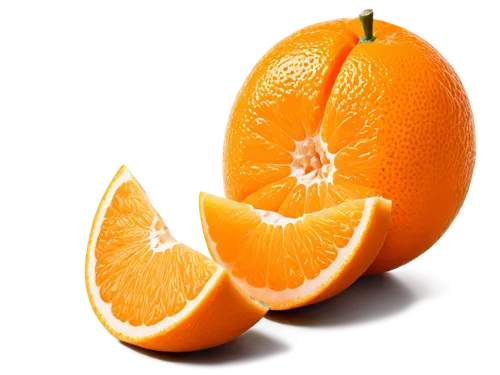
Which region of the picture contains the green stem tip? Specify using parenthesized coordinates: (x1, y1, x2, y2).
(359, 9, 375, 43)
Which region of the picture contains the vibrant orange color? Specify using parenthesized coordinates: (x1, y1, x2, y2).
(85, 166, 267, 352)
(223, 16, 475, 274)
(199, 192, 391, 310)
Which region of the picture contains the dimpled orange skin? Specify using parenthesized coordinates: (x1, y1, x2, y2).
(223, 17, 475, 274)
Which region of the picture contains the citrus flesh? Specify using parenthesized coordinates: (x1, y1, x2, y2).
(85, 166, 267, 352)
(223, 18, 475, 274)
(200, 192, 391, 310)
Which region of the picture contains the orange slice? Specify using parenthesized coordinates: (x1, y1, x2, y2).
(85, 166, 268, 352)
(199, 192, 392, 310)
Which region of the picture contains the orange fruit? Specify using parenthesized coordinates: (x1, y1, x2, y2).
(199, 192, 391, 310)
(222, 10, 475, 274)
(85, 166, 267, 352)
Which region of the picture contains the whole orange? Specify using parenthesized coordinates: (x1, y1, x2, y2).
(222, 10, 475, 274)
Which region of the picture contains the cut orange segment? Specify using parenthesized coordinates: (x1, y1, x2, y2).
(85, 166, 268, 352)
(199, 192, 391, 310)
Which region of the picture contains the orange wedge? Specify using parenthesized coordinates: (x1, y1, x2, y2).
(85, 166, 268, 352)
(199, 192, 392, 310)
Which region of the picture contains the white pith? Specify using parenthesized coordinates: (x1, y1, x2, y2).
(290, 135, 337, 187)
(149, 216, 179, 253)
(202, 195, 379, 306)
(252, 135, 340, 226)
(86, 168, 225, 338)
